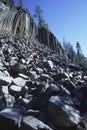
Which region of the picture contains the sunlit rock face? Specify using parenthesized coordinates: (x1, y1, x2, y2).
(0, 2, 64, 56)
(0, 2, 9, 11)
(0, 3, 38, 39)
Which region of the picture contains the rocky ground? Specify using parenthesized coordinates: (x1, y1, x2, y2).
(0, 34, 87, 130)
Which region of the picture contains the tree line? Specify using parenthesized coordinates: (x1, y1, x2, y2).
(63, 39, 87, 68)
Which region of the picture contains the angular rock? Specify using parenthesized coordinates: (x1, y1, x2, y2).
(43, 60, 54, 70)
(46, 84, 60, 98)
(24, 109, 40, 118)
(10, 62, 27, 75)
(12, 77, 26, 87)
(20, 116, 52, 130)
(4, 94, 15, 107)
(80, 113, 87, 129)
(0, 107, 24, 130)
(39, 74, 54, 82)
(0, 97, 5, 111)
(35, 67, 43, 74)
(0, 75, 12, 86)
(18, 73, 29, 80)
(69, 64, 81, 71)
(14, 97, 30, 110)
(29, 72, 39, 81)
(9, 85, 26, 97)
(48, 96, 81, 128)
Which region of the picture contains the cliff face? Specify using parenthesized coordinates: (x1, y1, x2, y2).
(37, 27, 64, 56)
(0, 2, 64, 56)
(0, 2, 87, 130)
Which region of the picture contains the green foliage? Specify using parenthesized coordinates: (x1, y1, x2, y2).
(34, 5, 43, 27)
(63, 39, 87, 68)
(63, 39, 75, 61)
(76, 41, 81, 64)
(34, 4, 49, 30)
(18, 0, 23, 8)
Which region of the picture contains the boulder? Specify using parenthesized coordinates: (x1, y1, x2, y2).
(9, 85, 26, 97)
(18, 73, 29, 80)
(4, 94, 15, 107)
(10, 62, 27, 75)
(39, 74, 54, 82)
(20, 116, 52, 130)
(0, 97, 5, 111)
(43, 60, 54, 70)
(0, 75, 12, 86)
(12, 77, 26, 87)
(46, 84, 60, 98)
(69, 64, 81, 71)
(0, 107, 24, 130)
(48, 96, 81, 128)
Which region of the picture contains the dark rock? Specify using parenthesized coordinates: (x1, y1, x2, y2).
(51, 73, 68, 81)
(39, 74, 54, 82)
(48, 96, 81, 128)
(46, 84, 60, 98)
(35, 67, 43, 74)
(43, 60, 54, 70)
(0, 75, 12, 86)
(61, 79, 77, 92)
(9, 85, 26, 97)
(0, 107, 24, 130)
(0, 97, 5, 111)
(4, 94, 15, 107)
(20, 116, 52, 130)
(69, 64, 81, 71)
(0, 10, 86, 129)
(25, 109, 40, 117)
(29, 71, 39, 81)
(80, 113, 87, 129)
(9, 62, 27, 76)
(14, 97, 30, 110)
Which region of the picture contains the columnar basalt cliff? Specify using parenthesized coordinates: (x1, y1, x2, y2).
(0, 2, 87, 130)
(0, 2, 64, 56)
(37, 27, 64, 56)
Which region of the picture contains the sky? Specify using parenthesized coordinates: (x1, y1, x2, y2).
(15, 0, 87, 56)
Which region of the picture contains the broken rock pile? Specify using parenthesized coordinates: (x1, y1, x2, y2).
(0, 35, 87, 130)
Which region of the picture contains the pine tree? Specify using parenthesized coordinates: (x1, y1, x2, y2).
(8, 0, 15, 7)
(34, 5, 49, 30)
(18, 0, 23, 8)
(0, 0, 8, 4)
(34, 5, 43, 27)
(76, 41, 81, 64)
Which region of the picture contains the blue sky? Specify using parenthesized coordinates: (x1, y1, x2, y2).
(15, 0, 87, 56)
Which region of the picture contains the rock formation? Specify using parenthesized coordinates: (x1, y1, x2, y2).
(0, 2, 64, 56)
(0, 32, 86, 130)
(0, 1, 87, 130)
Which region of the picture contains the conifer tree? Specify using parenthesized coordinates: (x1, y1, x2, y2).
(18, 0, 23, 8)
(34, 5, 49, 30)
(76, 41, 81, 64)
(8, 0, 14, 7)
(34, 5, 43, 27)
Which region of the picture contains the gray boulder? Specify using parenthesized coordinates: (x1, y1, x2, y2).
(0, 107, 24, 130)
(48, 96, 81, 128)
(20, 115, 52, 130)
(9, 85, 26, 97)
(12, 77, 26, 87)
(0, 75, 12, 86)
